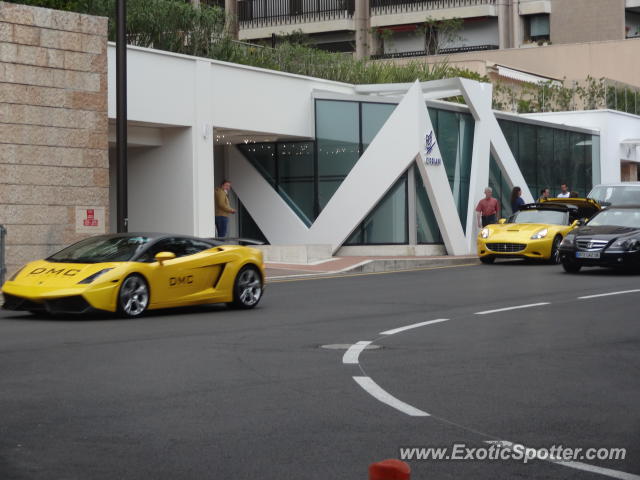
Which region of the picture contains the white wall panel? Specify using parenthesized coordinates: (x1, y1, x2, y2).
(127, 128, 194, 234)
(108, 47, 194, 126)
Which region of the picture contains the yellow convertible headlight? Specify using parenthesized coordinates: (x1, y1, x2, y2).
(531, 228, 548, 239)
(480, 228, 490, 239)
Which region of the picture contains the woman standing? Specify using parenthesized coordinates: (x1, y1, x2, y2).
(511, 186, 525, 215)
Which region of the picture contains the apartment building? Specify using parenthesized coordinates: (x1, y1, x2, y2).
(233, 0, 640, 59)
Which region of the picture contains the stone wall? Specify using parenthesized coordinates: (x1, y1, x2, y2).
(550, 0, 625, 45)
(0, 2, 108, 277)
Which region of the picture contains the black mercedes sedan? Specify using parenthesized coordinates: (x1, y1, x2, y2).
(558, 206, 640, 273)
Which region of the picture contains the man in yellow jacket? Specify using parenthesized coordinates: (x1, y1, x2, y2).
(215, 179, 235, 237)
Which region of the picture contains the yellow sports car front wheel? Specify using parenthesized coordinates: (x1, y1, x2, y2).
(118, 274, 150, 318)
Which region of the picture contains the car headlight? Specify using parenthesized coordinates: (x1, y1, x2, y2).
(611, 238, 640, 251)
(560, 235, 575, 247)
(627, 239, 640, 251)
(531, 228, 548, 240)
(78, 268, 114, 284)
(480, 228, 490, 239)
(7, 267, 25, 282)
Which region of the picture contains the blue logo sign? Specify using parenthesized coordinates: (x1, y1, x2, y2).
(425, 130, 441, 166)
(426, 131, 436, 155)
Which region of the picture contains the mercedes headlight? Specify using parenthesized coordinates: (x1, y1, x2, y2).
(560, 235, 575, 247)
(480, 228, 491, 239)
(78, 268, 114, 284)
(612, 238, 640, 251)
(531, 228, 548, 240)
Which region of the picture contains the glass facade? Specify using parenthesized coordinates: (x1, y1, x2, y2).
(346, 173, 408, 245)
(494, 118, 599, 216)
(316, 101, 360, 211)
(238, 100, 600, 246)
(428, 108, 474, 232)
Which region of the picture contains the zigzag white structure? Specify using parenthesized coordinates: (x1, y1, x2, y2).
(230, 78, 532, 255)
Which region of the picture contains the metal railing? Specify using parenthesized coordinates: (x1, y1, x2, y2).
(0, 225, 6, 285)
(371, 43, 498, 59)
(371, 0, 495, 15)
(239, 0, 355, 28)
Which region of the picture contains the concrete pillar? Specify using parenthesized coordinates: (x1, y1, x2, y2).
(355, 0, 370, 59)
(225, 0, 239, 40)
(497, 0, 510, 49)
(510, 0, 522, 48)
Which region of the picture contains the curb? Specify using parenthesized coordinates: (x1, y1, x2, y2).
(267, 256, 480, 280)
(347, 256, 480, 274)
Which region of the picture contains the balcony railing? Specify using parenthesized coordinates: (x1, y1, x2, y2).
(371, 0, 496, 16)
(239, 0, 355, 29)
(370, 43, 499, 59)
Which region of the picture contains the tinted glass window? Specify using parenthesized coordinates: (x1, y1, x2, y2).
(137, 238, 212, 262)
(588, 185, 640, 206)
(588, 209, 640, 228)
(512, 210, 568, 225)
(48, 236, 151, 263)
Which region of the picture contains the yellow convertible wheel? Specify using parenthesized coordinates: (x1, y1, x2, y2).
(118, 274, 149, 318)
(549, 236, 562, 264)
(230, 265, 263, 309)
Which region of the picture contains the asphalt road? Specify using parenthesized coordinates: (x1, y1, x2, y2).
(1, 262, 639, 479)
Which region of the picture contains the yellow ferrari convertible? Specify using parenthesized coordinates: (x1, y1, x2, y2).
(2, 233, 265, 317)
(477, 198, 600, 264)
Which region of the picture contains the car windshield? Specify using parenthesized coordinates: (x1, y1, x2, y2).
(588, 209, 640, 228)
(588, 185, 640, 206)
(511, 209, 567, 225)
(47, 236, 152, 263)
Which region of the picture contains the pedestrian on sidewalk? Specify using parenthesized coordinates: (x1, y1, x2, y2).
(510, 186, 525, 215)
(538, 188, 550, 202)
(557, 183, 571, 198)
(215, 180, 235, 238)
(476, 187, 500, 228)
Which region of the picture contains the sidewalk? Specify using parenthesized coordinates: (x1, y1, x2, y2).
(265, 255, 479, 280)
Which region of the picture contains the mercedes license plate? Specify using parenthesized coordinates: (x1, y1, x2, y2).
(576, 251, 600, 259)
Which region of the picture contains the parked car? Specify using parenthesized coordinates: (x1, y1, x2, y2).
(588, 182, 640, 206)
(477, 198, 600, 264)
(2, 233, 265, 317)
(559, 206, 640, 273)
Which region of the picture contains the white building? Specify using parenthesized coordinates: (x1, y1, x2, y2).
(107, 44, 640, 256)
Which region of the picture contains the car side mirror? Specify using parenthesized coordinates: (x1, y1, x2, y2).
(498, 218, 507, 224)
(155, 251, 176, 264)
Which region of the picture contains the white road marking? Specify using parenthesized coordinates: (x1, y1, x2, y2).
(578, 289, 640, 300)
(342, 341, 372, 364)
(353, 376, 430, 417)
(485, 441, 640, 480)
(475, 302, 550, 315)
(380, 318, 449, 335)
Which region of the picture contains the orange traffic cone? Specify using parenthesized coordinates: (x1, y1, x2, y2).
(369, 459, 411, 480)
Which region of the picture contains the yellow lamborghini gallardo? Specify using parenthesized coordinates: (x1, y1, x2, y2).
(477, 198, 600, 264)
(2, 233, 265, 317)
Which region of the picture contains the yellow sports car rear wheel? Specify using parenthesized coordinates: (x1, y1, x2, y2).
(230, 265, 263, 309)
(118, 274, 149, 318)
